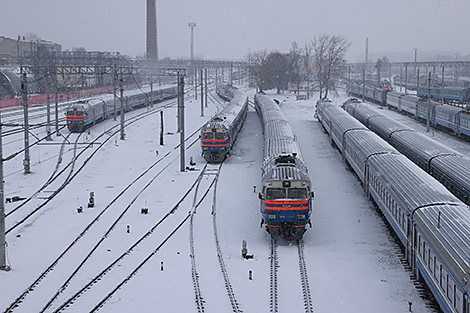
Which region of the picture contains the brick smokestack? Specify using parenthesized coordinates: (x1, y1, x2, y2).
(147, 0, 158, 60)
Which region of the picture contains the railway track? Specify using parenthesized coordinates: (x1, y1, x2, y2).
(2, 122, 203, 313)
(189, 163, 242, 313)
(269, 239, 314, 313)
(4, 99, 182, 234)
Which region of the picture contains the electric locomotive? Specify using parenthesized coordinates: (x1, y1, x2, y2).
(200, 84, 248, 163)
(255, 93, 314, 240)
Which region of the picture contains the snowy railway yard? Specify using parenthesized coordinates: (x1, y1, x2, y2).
(1, 86, 468, 312)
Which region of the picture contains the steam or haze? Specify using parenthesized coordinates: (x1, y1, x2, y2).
(1, 0, 469, 61)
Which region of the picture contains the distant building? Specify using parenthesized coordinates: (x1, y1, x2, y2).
(0, 35, 62, 61)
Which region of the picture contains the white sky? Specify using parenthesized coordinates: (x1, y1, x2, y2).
(1, 0, 469, 61)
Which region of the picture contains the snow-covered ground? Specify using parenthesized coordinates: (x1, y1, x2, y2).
(2, 86, 460, 312)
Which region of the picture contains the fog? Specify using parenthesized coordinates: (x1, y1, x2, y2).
(1, 0, 469, 61)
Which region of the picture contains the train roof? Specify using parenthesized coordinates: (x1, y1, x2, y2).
(431, 155, 470, 193)
(368, 153, 459, 215)
(264, 139, 304, 163)
(401, 94, 419, 101)
(414, 204, 470, 293)
(352, 104, 383, 124)
(391, 131, 459, 162)
(264, 120, 295, 141)
(435, 104, 463, 114)
(330, 112, 368, 137)
(344, 129, 398, 161)
(442, 86, 470, 92)
(367, 115, 412, 139)
(387, 91, 405, 98)
(203, 91, 247, 130)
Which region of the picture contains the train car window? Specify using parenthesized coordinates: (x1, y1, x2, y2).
(440, 265, 443, 288)
(266, 188, 286, 200)
(288, 188, 308, 199)
(447, 276, 451, 301)
(423, 241, 426, 262)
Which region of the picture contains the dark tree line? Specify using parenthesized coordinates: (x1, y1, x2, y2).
(247, 34, 350, 98)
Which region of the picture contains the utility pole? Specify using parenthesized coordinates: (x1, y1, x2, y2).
(120, 73, 125, 140)
(150, 75, 153, 108)
(160, 111, 164, 145)
(200, 69, 204, 117)
(0, 110, 10, 271)
(21, 72, 31, 174)
(365, 38, 369, 66)
(188, 22, 196, 88)
(55, 79, 60, 136)
(113, 65, 117, 121)
(427, 73, 431, 132)
(414, 48, 418, 77)
(178, 73, 185, 172)
(205, 68, 208, 108)
(404, 66, 408, 95)
(46, 70, 52, 141)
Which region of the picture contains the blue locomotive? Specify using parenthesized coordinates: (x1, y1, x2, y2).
(255, 93, 314, 240)
(200, 84, 248, 163)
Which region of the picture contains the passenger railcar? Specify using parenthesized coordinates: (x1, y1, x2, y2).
(342, 100, 470, 205)
(255, 93, 314, 240)
(200, 84, 248, 162)
(316, 100, 470, 313)
(66, 85, 177, 132)
(347, 82, 390, 105)
(418, 86, 470, 104)
(349, 83, 470, 139)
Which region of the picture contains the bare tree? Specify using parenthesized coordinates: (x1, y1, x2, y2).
(288, 42, 304, 94)
(311, 34, 350, 99)
(246, 50, 268, 91)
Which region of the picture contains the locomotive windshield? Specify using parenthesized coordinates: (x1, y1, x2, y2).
(215, 132, 227, 139)
(201, 130, 228, 140)
(288, 188, 308, 199)
(266, 187, 309, 200)
(266, 188, 286, 200)
(202, 132, 213, 139)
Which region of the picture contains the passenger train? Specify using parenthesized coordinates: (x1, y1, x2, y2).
(417, 86, 470, 104)
(347, 83, 470, 139)
(342, 99, 470, 206)
(66, 85, 177, 132)
(200, 84, 248, 162)
(316, 100, 470, 313)
(254, 93, 314, 240)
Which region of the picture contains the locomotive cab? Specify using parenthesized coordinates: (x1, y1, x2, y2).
(66, 104, 86, 132)
(201, 124, 230, 162)
(260, 179, 313, 240)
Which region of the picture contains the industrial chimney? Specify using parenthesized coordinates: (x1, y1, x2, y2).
(147, 0, 158, 60)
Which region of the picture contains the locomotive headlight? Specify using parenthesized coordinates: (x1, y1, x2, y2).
(297, 214, 306, 220)
(268, 214, 276, 220)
